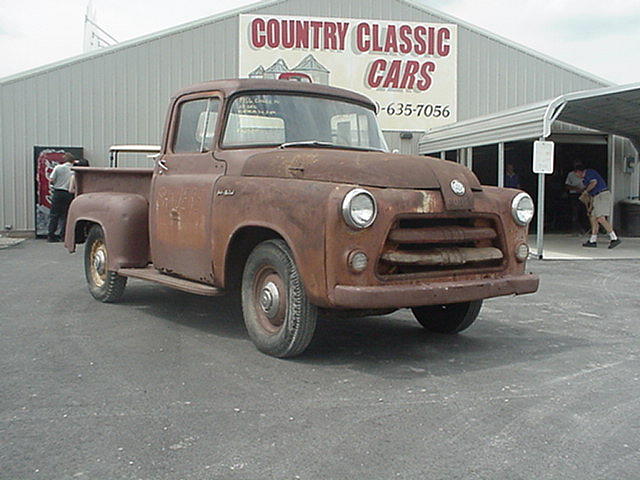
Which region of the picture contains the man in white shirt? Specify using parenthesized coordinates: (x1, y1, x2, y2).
(47, 153, 76, 242)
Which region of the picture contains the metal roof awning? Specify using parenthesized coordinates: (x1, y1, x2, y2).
(418, 82, 640, 261)
(419, 82, 640, 153)
(544, 83, 640, 151)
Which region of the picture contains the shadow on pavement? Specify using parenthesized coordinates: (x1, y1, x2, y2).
(117, 282, 247, 340)
(115, 282, 592, 378)
(298, 311, 593, 378)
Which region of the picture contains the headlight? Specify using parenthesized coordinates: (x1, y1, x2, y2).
(511, 192, 534, 226)
(342, 188, 377, 229)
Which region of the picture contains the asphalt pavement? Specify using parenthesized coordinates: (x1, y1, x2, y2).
(1, 240, 639, 479)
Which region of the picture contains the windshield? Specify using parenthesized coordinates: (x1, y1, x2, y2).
(222, 93, 389, 152)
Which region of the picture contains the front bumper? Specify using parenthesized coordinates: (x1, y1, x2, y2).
(330, 274, 539, 309)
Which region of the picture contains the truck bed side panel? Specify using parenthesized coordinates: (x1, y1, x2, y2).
(73, 167, 153, 200)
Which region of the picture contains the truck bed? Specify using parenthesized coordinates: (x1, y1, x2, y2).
(73, 167, 154, 200)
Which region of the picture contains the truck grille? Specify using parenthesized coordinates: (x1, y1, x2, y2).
(377, 215, 505, 278)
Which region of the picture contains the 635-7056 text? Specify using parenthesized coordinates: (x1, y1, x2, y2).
(377, 102, 451, 118)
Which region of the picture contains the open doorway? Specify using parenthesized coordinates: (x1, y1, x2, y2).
(472, 145, 498, 186)
(504, 139, 608, 233)
(549, 141, 608, 233)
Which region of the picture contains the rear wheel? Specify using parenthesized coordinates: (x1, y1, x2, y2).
(411, 300, 483, 334)
(241, 239, 317, 358)
(84, 225, 127, 303)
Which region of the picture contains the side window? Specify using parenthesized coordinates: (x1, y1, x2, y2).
(173, 98, 220, 153)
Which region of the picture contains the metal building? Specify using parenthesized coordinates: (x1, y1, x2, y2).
(0, 0, 631, 234)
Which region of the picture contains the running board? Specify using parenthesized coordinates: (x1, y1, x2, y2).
(117, 267, 224, 296)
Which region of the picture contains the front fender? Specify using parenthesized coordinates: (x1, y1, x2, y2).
(211, 177, 333, 305)
(65, 193, 150, 270)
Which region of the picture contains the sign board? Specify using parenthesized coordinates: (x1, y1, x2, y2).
(533, 140, 554, 174)
(239, 14, 457, 131)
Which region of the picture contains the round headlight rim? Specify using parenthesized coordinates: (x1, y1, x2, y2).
(342, 188, 377, 229)
(511, 192, 534, 226)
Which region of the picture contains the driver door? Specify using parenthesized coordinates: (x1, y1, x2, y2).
(149, 93, 225, 283)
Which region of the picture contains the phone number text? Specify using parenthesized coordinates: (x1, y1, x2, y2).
(379, 103, 452, 118)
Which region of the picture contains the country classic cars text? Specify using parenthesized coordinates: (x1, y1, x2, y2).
(248, 17, 453, 92)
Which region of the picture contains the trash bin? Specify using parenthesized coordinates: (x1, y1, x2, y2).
(620, 199, 640, 237)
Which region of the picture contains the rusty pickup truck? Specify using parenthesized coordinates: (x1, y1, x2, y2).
(65, 79, 539, 357)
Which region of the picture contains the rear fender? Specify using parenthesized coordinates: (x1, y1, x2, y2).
(65, 193, 150, 270)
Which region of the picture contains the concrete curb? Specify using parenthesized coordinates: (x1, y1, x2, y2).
(0, 237, 26, 249)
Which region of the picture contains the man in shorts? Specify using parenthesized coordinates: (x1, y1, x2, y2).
(575, 166, 621, 249)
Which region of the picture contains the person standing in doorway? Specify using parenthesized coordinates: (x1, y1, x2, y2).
(504, 163, 521, 189)
(47, 152, 75, 242)
(575, 166, 621, 249)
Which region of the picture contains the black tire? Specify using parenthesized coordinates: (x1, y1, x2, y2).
(411, 300, 483, 334)
(84, 225, 127, 303)
(241, 239, 317, 358)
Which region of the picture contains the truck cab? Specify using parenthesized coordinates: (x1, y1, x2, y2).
(66, 79, 539, 357)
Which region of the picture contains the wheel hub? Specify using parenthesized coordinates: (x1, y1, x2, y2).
(260, 281, 280, 319)
(89, 241, 108, 288)
(93, 249, 106, 276)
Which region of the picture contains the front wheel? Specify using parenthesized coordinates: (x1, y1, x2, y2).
(241, 239, 317, 358)
(411, 300, 483, 334)
(84, 225, 127, 303)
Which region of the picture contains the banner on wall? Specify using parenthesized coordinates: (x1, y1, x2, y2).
(34, 146, 84, 237)
(239, 14, 457, 131)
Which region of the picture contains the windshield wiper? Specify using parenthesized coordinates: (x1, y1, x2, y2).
(279, 140, 336, 149)
(279, 140, 384, 152)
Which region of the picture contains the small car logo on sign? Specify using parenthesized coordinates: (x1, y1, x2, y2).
(450, 180, 466, 196)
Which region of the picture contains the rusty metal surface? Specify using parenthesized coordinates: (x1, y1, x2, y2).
(241, 150, 482, 192)
(64, 193, 150, 270)
(210, 176, 535, 308)
(388, 226, 496, 243)
(149, 90, 226, 284)
(331, 274, 540, 309)
(323, 184, 534, 308)
(209, 175, 332, 304)
(381, 247, 503, 266)
(117, 267, 223, 296)
(66, 79, 538, 311)
(72, 167, 153, 200)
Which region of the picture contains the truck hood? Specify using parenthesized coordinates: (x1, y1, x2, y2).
(241, 149, 481, 190)
(241, 149, 482, 210)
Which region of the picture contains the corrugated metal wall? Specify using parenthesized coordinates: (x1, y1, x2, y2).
(0, 0, 609, 231)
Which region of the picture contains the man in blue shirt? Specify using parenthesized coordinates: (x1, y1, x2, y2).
(575, 166, 621, 249)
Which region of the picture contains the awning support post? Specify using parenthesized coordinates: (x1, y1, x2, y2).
(498, 142, 505, 187)
(535, 136, 546, 259)
(536, 172, 545, 259)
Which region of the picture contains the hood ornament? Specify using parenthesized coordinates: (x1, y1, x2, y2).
(450, 179, 466, 196)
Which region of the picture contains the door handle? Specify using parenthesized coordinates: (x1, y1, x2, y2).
(158, 158, 169, 173)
